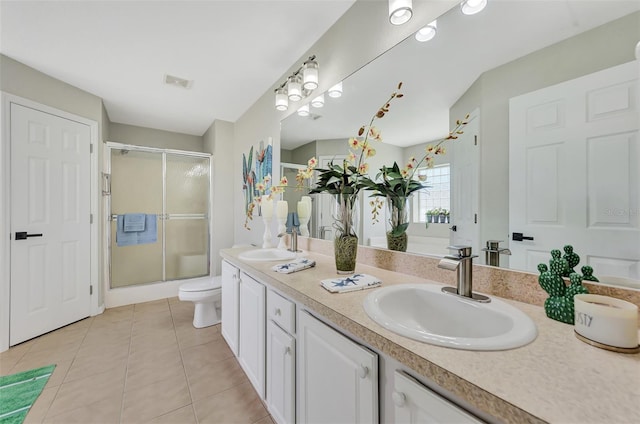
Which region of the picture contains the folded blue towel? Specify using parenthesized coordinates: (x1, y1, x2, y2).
(123, 213, 146, 232)
(272, 258, 315, 274)
(320, 273, 382, 293)
(137, 215, 157, 244)
(116, 214, 157, 247)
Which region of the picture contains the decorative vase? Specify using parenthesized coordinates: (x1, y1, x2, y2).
(386, 196, 409, 252)
(333, 193, 358, 274)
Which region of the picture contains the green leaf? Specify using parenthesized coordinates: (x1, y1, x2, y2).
(391, 222, 409, 236)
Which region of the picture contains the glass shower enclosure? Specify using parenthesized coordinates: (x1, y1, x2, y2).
(105, 143, 211, 288)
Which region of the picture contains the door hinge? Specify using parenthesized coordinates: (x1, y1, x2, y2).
(90, 143, 94, 154)
(474, 135, 478, 146)
(90, 285, 93, 295)
(474, 213, 478, 224)
(90, 214, 93, 224)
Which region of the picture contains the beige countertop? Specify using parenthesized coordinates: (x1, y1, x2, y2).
(221, 247, 640, 424)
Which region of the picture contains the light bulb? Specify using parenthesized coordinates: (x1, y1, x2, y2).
(303, 59, 319, 90)
(311, 94, 325, 108)
(389, 0, 413, 25)
(275, 88, 288, 111)
(461, 0, 487, 16)
(287, 75, 302, 102)
(328, 81, 343, 98)
(297, 104, 310, 117)
(415, 20, 437, 42)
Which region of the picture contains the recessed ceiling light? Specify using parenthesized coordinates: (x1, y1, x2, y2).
(164, 74, 193, 89)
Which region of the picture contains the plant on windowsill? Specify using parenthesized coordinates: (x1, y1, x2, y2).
(362, 116, 469, 251)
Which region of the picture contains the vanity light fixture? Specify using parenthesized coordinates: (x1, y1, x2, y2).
(389, 0, 413, 25)
(415, 20, 437, 42)
(287, 75, 303, 102)
(275, 87, 288, 111)
(311, 94, 325, 108)
(461, 0, 487, 15)
(302, 57, 319, 90)
(328, 81, 343, 98)
(273, 55, 319, 111)
(297, 104, 310, 117)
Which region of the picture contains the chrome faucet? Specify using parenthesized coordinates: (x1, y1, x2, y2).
(482, 240, 511, 267)
(277, 229, 300, 253)
(438, 246, 490, 302)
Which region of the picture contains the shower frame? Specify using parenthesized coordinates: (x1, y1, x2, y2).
(104, 141, 212, 288)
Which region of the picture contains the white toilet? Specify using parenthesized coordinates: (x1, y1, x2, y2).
(178, 275, 222, 328)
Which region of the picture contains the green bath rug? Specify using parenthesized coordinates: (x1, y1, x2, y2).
(0, 364, 55, 424)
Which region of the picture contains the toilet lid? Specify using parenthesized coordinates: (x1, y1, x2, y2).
(180, 276, 222, 292)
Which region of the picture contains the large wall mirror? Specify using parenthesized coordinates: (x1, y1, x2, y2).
(280, 0, 640, 288)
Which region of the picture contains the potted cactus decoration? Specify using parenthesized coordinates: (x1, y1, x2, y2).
(537, 245, 594, 324)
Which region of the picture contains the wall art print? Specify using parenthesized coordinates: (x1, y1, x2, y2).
(242, 139, 272, 218)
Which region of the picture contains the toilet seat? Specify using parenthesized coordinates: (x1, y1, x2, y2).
(179, 276, 221, 292)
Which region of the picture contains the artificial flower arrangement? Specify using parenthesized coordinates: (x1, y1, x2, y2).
(361, 116, 469, 251)
(293, 82, 405, 272)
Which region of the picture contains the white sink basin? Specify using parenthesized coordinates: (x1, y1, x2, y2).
(363, 283, 537, 351)
(238, 248, 301, 262)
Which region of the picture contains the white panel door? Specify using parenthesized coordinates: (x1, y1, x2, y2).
(450, 110, 480, 257)
(238, 272, 266, 399)
(509, 61, 639, 278)
(297, 310, 378, 424)
(266, 320, 295, 424)
(10, 103, 91, 345)
(393, 371, 481, 424)
(221, 260, 240, 356)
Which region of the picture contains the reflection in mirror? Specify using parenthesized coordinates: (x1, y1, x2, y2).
(280, 162, 314, 236)
(280, 1, 640, 288)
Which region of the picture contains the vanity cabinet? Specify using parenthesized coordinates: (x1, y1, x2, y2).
(238, 272, 266, 398)
(224, 257, 481, 424)
(266, 289, 296, 424)
(221, 260, 240, 355)
(267, 319, 295, 424)
(297, 310, 378, 424)
(393, 371, 482, 424)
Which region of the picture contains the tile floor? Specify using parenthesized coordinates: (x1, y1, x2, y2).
(0, 298, 274, 424)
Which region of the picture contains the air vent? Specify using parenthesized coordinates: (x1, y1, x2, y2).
(164, 74, 193, 89)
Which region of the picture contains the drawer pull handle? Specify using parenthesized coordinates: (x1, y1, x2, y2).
(285, 347, 291, 355)
(358, 365, 369, 379)
(392, 391, 406, 407)
(275, 308, 281, 316)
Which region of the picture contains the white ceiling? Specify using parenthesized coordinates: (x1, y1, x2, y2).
(0, 0, 355, 136)
(281, 0, 640, 149)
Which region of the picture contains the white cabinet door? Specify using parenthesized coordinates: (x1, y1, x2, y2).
(267, 320, 295, 424)
(239, 272, 266, 399)
(393, 371, 481, 424)
(298, 310, 378, 424)
(221, 260, 240, 356)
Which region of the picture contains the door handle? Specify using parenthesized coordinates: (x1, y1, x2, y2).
(15, 232, 43, 240)
(512, 232, 534, 241)
(449, 225, 457, 232)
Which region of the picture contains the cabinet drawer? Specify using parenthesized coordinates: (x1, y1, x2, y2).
(267, 289, 295, 334)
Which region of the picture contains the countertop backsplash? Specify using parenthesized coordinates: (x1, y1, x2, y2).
(299, 237, 640, 323)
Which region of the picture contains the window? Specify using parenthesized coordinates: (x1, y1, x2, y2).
(413, 164, 450, 223)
